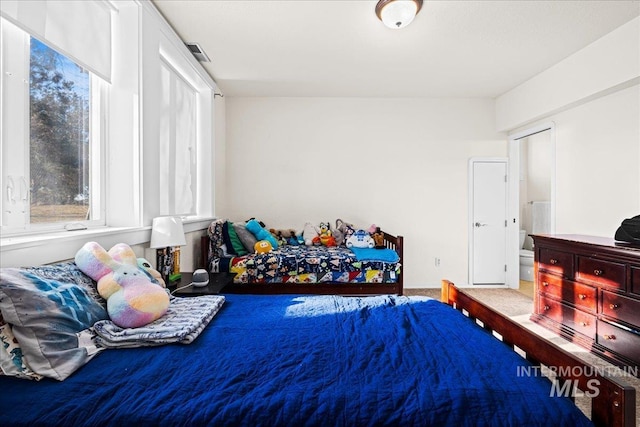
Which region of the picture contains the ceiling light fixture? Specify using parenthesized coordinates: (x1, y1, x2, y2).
(375, 0, 423, 29)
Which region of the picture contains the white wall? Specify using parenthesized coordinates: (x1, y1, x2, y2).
(225, 97, 506, 287)
(496, 17, 640, 132)
(500, 16, 640, 240)
(553, 85, 639, 235)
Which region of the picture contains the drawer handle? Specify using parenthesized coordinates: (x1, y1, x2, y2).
(609, 304, 619, 310)
(543, 305, 550, 311)
(603, 334, 616, 341)
(578, 294, 587, 300)
(579, 321, 588, 327)
(542, 281, 549, 287)
(593, 269, 604, 276)
(549, 259, 558, 265)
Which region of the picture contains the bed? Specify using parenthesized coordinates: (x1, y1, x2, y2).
(201, 223, 404, 296)
(0, 277, 634, 426)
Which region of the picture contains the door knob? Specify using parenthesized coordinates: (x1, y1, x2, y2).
(474, 222, 487, 227)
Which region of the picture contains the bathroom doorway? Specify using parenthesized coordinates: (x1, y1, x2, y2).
(507, 123, 556, 289)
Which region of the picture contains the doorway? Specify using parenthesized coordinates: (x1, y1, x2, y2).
(507, 122, 556, 289)
(468, 158, 508, 286)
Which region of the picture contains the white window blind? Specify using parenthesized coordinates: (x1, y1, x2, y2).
(0, 0, 112, 82)
(1, 17, 105, 233)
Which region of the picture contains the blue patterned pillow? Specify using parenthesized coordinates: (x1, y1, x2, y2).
(0, 262, 108, 380)
(0, 313, 42, 380)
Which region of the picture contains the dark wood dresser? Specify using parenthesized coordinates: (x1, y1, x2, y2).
(531, 234, 640, 372)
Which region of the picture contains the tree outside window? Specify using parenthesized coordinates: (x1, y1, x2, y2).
(29, 38, 91, 223)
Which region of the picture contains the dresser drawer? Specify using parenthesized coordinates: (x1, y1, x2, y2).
(538, 248, 574, 278)
(632, 267, 640, 296)
(538, 295, 596, 339)
(576, 256, 626, 290)
(538, 272, 597, 312)
(601, 290, 640, 326)
(597, 321, 640, 363)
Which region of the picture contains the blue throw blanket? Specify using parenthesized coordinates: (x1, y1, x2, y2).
(0, 294, 591, 426)
(349, 247, 400, 262)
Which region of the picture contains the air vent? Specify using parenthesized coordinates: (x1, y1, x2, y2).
(185, 42, 211, 63)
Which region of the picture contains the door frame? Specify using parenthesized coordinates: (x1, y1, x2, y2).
(468, 157, 509, 288)
(506, 121, 556, 289)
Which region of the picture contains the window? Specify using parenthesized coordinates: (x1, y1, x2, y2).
(1, 18, 104, 233)
(30, 38, 93, 223)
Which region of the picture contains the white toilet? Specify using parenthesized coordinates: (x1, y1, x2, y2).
(519, 230, 534, 281)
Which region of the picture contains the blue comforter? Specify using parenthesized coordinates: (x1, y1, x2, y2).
(0, 294, 591, 426)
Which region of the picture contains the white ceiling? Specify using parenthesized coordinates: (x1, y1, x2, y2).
(152, 0, 640, 98)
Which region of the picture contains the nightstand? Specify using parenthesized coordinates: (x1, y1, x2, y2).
(172, 272, 236, 296)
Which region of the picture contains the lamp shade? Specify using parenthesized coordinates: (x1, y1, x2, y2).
(375, 0, 423, 29)
(150, 216, 186, 248)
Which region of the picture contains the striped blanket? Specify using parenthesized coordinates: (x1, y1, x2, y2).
(92, 295, 225, 348)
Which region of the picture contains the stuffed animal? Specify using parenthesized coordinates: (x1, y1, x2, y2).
(335, 219, 356, 245)
(137, 258, 166, 287)
(303, 222, 320, 246)
(346, 229, 375, 249)
(317, 222, 336, 246)
(372, 227, 385, 249)
(270, 229, 288, 246)
(246, 219, 278, 248)
(246, 217, 265, 227)
(271, 229, 297, 246)
(254, 240, 273, 254)
(331, 225, 344, 246)
(286, 230, 300, 246)
(75, 242, 169, 329)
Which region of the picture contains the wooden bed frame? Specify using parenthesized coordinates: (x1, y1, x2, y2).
(442, 280, 636, 427)
(200, 232, 403, 295)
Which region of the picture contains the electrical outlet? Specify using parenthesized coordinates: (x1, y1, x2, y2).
(435, 257, 441, 267)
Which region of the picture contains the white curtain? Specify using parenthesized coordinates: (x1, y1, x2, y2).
(0, 0, 112, 82)
(159, 61, 196, 216)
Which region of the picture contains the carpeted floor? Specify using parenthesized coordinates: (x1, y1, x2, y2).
(405, 286, 640, 423)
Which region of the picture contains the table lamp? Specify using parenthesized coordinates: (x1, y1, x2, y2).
(150, 216, 187, 286)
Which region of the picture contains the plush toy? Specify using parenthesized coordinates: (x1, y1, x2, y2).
(372, 227, 385, 249)
(254, 240, 273, 254)
(317, 222, 336, 246)
(346, 229, 375, 249)
(286, 230, 300, 246)
(331, 225, 344, 246)
(270, 228, 289, 246)
(246, 217, 266, 227)
(75, 242, 169, 329)
(246, 219, 278, 249)
(303, 222, 320, 246)
(137, 258, 166, 287)
(335, 219, 356, 245)
(272, 229, 297, 246)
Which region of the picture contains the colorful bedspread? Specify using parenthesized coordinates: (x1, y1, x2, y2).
(211, 244, 400, 284)
(0, 295, 591, 426)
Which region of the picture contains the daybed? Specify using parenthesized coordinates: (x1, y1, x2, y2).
(202, 218, 404, 295)
(0, 261, 635, 426)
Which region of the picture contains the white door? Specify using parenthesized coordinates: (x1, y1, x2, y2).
(471, 159, 507, 285)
